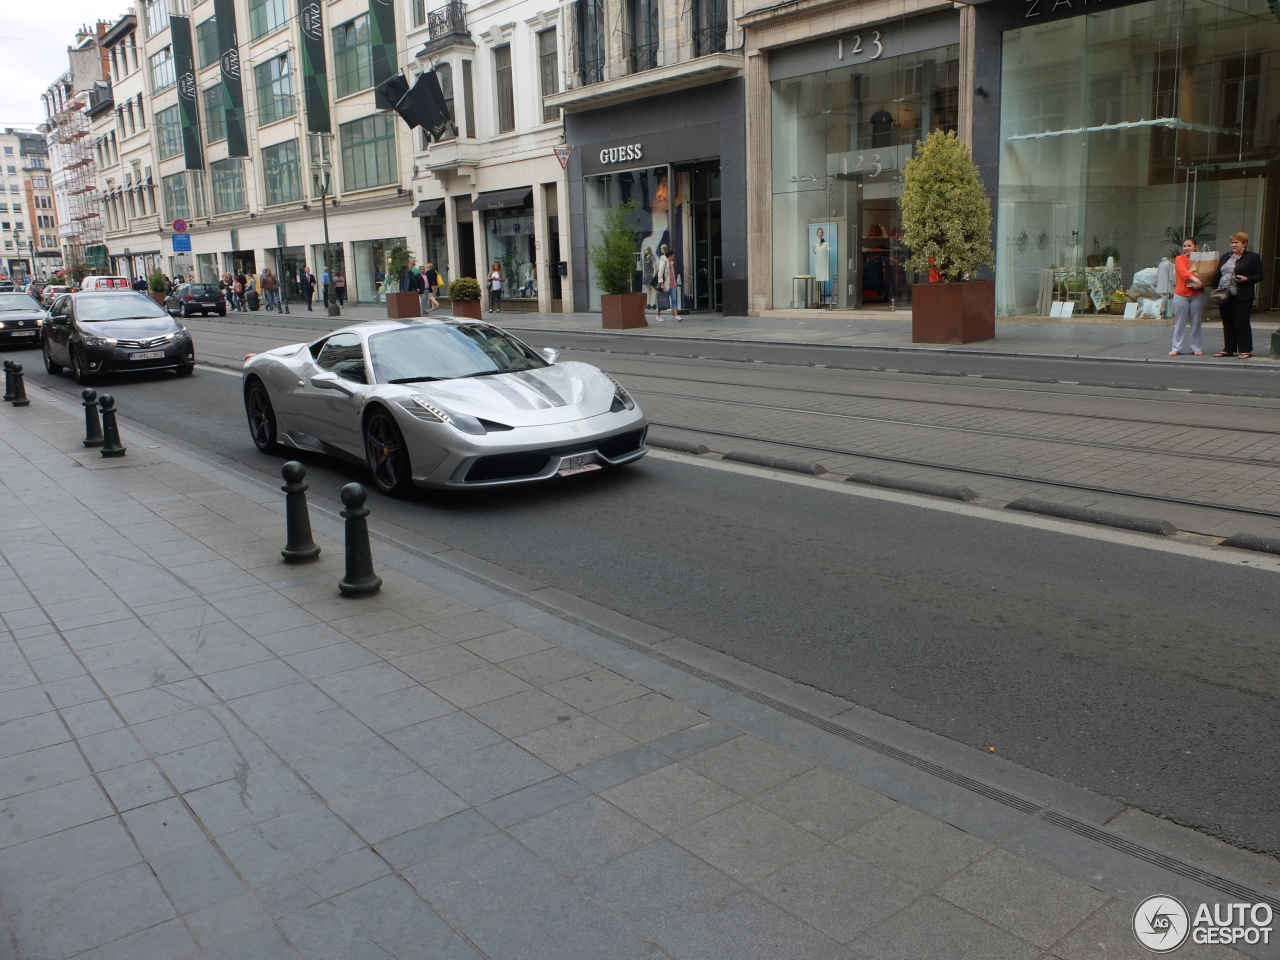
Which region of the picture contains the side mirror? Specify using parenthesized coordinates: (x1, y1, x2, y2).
(540, 347, 560, 364)
(310, 372, 358, 396)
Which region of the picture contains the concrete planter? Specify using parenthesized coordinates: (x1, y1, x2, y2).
(911, 280, 995, 344)
(452, 299, 482, 320)
(386, 291, 421, 319)
(148, 291, 167, 305)
(601, 292, 648, 329)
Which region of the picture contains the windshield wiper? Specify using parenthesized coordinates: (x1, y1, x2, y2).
(457, 370, 508, 379)
(388, 375, 448, 384)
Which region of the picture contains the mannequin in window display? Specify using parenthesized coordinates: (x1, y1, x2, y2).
(870, 110, 895, 147)
(642, 245, 657, 308)
(811, 227, 831, 304)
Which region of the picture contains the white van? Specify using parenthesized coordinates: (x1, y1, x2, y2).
(79, 276, 133, 291)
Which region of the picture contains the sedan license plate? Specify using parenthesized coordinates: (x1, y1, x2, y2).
(130, 350, 166, 360)
(11, 330, 36, 337)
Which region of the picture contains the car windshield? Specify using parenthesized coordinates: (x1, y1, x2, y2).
(76, 294, 169, 322)
(368, 324, 548, 384)
(0, 293, 42, 312)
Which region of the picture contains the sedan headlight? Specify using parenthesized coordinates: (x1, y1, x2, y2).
(604, 372, 636, 411)
(82, 336, 117, 348)
(175, 327, 190, 340)
(401, 395, 488, 435)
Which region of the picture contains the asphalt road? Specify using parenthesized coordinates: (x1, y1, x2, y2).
(14, 339, 1280, 857)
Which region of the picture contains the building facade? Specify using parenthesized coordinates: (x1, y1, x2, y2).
(0, 129, 62, 279)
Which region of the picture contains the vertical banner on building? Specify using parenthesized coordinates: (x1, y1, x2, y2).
(169, 15, 204, 170)
(298, 1, 331, 133)
(213, 0, 248, 157)
(369, 0, 399, 110)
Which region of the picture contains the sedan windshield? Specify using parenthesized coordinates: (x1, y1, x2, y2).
(369, 324, 548, 384)
(75, 294, 170, 322)
(0, 293, 42, 312)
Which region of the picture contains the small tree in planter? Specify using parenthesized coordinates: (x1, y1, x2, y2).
(449, 277, 483, 320)
(900, 130, 995, 344)
(385, 243, 420, 319)
(589, 200, 646, 329)
(147, 268, 169, 305)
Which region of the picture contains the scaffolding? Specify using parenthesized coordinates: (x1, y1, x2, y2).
(53, 87, 102, 266)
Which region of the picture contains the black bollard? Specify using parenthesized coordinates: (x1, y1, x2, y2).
(338, 482, 381, 597)
(98, 394, 126, 457)
(81, 388, 104, 447)
(280, 461, 321, 563)
(9, 363, 30, 407)
(3, 359, 12, 402)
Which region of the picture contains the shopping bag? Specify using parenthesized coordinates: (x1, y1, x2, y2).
(1190, 251, 1218, 287)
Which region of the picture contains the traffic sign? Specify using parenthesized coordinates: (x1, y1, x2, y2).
(172, 233, 192, 252)
(172, 219, 189, 234)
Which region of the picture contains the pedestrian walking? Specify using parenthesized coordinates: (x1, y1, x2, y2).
(1211, 232, 1264, 359)
(642, 246, 657, 310)
(261, 270, 279, 311)
(333, 271, 346, 307)
(654, 245, 681, 321)
(1170, 237, 1205, 356)
(321, 266, 331, 308)
(488, 261, 503, 312)
(231, 274, 246, 312)
(423, 263, 440, 313)
(300, 267, 316, 311)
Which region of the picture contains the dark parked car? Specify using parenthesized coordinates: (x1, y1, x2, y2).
(165, 282, 226, 317)
(41, 292, 196, 384)
(0, 291, 45, 346)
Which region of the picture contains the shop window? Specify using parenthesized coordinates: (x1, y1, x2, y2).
(538, 30, 559, 120)
(262, 139, 302, 205)
(249, 0, 289, 39)
(578, 0, 605, 85)
(484, 206, 537, 300)
(211, 158, 246, 214)
(155, 105, 182, 160)
(340, 114, 398, 190)
(334, 15, 374, 98)
(203, 84, 226, 143)
(196, 18, 219, 68)
(494, 46, 515, 133)
(255, 54, 296, 126)
(583, 166, 671, 311)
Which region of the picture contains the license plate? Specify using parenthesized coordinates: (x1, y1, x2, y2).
(557, 461, 602, 477)
(11, 330, 36, 337)
(130, 350, 166, 360)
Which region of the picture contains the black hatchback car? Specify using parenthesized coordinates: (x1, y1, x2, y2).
(42, 292, 196, 384)
(165, 282, 226, 317)
(0, 291, 45, 347)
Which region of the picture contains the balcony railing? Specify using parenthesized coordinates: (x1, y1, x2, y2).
(629, 39, 659, 73)
(428, 2, 468, 43)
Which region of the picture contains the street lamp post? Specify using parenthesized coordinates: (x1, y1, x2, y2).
(313, 157, 340, 318)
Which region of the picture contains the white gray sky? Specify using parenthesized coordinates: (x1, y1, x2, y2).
(0, 1, 129, 130)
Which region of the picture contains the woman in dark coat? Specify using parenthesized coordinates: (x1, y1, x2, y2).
(1212, 231, 1264, 359)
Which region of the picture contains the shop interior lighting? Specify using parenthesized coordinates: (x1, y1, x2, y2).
(1007, 116, 1239, 140)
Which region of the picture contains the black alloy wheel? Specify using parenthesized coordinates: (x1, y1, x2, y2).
(175, 363, 195, 377)
(217, 305, 227, 317)
(43, 344, 63, 375)
(69, 347, 92, 386)
(364, 408, 414, 497)
(181, 304, 191, 318)
(244, 379, 278, 452)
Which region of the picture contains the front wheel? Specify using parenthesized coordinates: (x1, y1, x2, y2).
(43, 344, 63, 375)
(244, 379, 278, 452)
(364, 408, 415, 497)
(175, 363, 194, 377)
(69, 348, 92, 386)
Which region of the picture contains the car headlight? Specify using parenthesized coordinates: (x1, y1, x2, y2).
(175, 327, 190, 340)
(604, 372, 635, 411)
(82, 336, 117, 348)
(400, 395, 488, 435)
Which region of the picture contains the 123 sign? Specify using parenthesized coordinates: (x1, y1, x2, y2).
(838, 30, 884, 61)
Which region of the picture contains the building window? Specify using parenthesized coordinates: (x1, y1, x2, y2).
(262, 139, 301, 205)
(162, 171, 190, 220)
(155, 105, 182, 159)
(202, 85, 226, 142)
(150, 47, 176, 91)
(196, 18, 219, 68)
(340, 114, 397, 190)
(210, 158, 245, 214)
(494, 45, 515, 133)
(627, 0, 658, 73)
(462, 60, 476, 138)
(249, 0, 289, 40)
(255, 54, 295, 126)
(692, 0, 727, 56)
(143, 0, 170, 38)
(578, 0, 605, 85)
(438, 63, 456, 140)
(413, 0, 427, 26)
(538, 30, 559, 121)
(333, 15, 373, 98)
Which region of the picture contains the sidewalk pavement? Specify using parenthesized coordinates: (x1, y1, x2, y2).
(294, 301, 1280, 367)
(1, 380, 1276, 960)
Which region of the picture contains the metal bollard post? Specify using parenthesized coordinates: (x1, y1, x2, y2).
(280, 461, 321, 563)
(98, 394, 126, 457)
(81, 388, 104, 447)
(9, 363, 30, 407)
(3, 359, 12, 402)
(338, 482, 381, 597)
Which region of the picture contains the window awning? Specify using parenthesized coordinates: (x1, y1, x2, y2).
(471, 188, 532, 212)
(411, 199, 445, 218)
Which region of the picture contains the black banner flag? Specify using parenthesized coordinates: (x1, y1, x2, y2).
(169, 16, 204, 170)
(213, 0, 248, 157)
(298, 1, 331, 133)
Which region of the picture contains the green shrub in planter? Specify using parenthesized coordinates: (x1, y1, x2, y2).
(588, 200, 639, 296)
(147, 268, 168, 292)
(387, 244, 414, 285)
(900, 130, 994, 282)
(449, 277, 481, 301)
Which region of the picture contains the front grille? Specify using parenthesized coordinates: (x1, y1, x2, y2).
(466, 452, 552, 483)
(116, 336, 169, 349)
(598, 428, 646, 460)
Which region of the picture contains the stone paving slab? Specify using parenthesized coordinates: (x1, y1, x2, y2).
(0, 384, 1273, 960)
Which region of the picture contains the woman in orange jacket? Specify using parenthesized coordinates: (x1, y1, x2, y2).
(1170, 237, 1205, 356)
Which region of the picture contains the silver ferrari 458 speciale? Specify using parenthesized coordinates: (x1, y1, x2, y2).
(242, 319, 648, 494)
